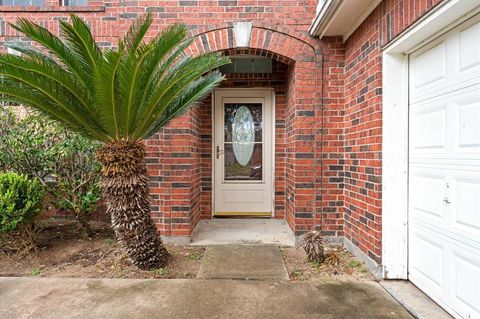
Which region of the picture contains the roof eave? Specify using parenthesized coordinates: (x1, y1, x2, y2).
(309, 0, 382, 42)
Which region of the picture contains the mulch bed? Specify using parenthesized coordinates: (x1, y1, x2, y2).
(0, 221, 205, 279)
(1, 221, 374, 282)
(281, 245, 375, 282)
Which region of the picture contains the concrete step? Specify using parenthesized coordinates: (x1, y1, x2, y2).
(196, 245, 289, 280)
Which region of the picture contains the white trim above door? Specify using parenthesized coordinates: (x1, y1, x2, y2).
(213, 89, 274, 217)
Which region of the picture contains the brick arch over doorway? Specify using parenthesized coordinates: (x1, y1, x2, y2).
(146, 24, 345, 243)
(185, 23, 318, 62)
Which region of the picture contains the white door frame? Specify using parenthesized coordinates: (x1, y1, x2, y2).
(211, 88, 276, 217)
(382, 0, 480, 279)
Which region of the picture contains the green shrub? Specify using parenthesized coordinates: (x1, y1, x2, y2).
(0, 172, 45, 233)
(50, 130, 101, 236)
(0, 108, 57, 182)
(0, 108, 101, 236)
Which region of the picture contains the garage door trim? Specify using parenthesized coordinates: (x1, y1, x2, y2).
(382, 0, 480, 280)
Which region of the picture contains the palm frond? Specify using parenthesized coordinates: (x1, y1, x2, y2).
(8, 18, 89, 86)
(0, 82, 106, 141)
(119, 24, 190, 136)
(116, 46, 153, 135)
(0, 65, 105, 139)
(2, 14, 229, 143)
(0, 53, 93, 113)
(59, 15, 101, 71)
(134, 52, 230, 138)
(93, 49, 123, 138)
(123, 13, 153, 53)
(144, 71, 225, 138)
(139, 25, 190, 97)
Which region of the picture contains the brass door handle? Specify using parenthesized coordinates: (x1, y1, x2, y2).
(216, 146, 223, 159)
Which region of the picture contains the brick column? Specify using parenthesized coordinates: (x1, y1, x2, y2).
(146, 109, 202, 243)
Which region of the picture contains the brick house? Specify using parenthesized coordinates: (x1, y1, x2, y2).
(1, 0, 479, 317)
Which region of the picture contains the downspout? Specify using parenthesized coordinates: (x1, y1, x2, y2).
(316, 50, 325, 235)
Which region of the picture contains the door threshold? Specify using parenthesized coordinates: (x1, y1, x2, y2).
(214, 215, 272, 219)
(214, 212, 272, 217)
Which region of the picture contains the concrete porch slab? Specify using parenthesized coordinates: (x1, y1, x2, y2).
(191, 219, 295, 246)
(196, 245, 289, 280)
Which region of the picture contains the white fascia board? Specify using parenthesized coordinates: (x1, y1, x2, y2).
(309, 0, 381, 41)
(309, 0, 341, 38)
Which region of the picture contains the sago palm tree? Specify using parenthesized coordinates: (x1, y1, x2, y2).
(0, 14, 229, 270)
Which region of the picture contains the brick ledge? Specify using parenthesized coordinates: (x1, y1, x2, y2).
(0, 5, 105, 12)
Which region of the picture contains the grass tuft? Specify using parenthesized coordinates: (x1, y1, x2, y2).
(30, 267, 42, 276)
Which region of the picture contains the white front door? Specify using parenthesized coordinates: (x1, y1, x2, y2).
(408, 16, 480, 319)
(213, 89, 273, 216)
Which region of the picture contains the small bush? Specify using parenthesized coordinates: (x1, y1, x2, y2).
(50, 130, 101, 236)
(0, 108, 57, 180)
(0, 172, 45, 252)
(0, 172, 45, 233)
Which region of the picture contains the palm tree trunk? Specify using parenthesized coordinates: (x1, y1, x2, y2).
(96, 140, 169, 270)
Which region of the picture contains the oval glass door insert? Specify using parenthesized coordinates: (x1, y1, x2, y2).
(232, 106, 255, 165)
(224, 103, 263, 181)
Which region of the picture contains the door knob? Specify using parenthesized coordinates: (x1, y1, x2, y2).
(216, 145, 223, 159)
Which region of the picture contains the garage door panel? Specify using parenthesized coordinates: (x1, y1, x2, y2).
(409, 15, 480, 319)
(410, 18, 480, 105)
(410, 102, 447, 152)
(459, 21, 480, 73)
(410, 219, 480, 319)
(410, 84, 480, 161)
(454, 175, 480, 233)
(409, 167, 480, 244)
(458, 95, 480, 150)
(454, 253, 480, 315)
(411, 41, 447, 90)
(409, 169, 446, 219)
(409, 229, 446, 288)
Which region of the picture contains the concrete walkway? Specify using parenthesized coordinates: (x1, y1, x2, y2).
(0, 277, 414, 319)
(0, 245, 416, 318)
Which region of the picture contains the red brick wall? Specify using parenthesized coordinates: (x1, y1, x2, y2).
(343, 0, 445, 264)
(4, 0, 448, 252)
(0, 0, 325, 238)
(1, 0, 347, 240)
(160, 22, 327, 238)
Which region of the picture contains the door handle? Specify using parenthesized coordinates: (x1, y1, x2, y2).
(216, 145, 223, 159)
(443, 197, 451, 204)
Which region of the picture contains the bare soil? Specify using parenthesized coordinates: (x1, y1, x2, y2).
(0, 221, 205, 279)
(282, 245, 375, 282)
(1, 221, 375, 282)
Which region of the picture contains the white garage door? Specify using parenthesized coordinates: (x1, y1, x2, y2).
(408, 15, 480, 319)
